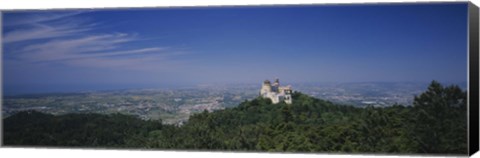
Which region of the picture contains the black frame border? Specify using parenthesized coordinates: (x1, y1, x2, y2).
(468, 2, 479, 156)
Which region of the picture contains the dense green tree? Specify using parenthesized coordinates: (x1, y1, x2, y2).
(412, 81, 467, 154)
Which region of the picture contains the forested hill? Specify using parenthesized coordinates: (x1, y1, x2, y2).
(3, 81, 467, 155)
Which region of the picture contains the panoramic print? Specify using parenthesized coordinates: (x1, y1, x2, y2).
(2, 3, 469, 155)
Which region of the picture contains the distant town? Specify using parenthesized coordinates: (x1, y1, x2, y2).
(2, 81, 466, 125)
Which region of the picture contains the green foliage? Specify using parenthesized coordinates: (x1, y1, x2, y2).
(411, 81, 467, 154)
(3, 110, 163, 148)
(2, 81, 467, 154)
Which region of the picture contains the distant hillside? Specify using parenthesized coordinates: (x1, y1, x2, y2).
(2, 87, 259, 124)
(2, 81, 468, 155)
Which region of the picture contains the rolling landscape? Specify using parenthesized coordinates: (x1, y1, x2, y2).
(2, 81, 468, 154)
(3, 82, 464, 125)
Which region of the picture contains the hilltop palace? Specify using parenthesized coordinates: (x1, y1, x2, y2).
(260, 79, 293, 104)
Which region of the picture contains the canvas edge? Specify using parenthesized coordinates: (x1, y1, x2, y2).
(468, 1, 479, 156)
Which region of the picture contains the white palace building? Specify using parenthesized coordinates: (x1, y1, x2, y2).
(259, 79, 293, 104)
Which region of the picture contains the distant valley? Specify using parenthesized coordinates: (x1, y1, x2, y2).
(2, 82, 465, 125)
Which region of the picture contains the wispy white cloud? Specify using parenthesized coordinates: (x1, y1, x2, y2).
(3, 11, 95, 43)
(22, 33, 134, 55)
(16, 33, 179, 69)
(3, 23, 91, 43)
(4, 11, 186, 70)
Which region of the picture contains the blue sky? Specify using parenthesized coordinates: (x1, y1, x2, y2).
(2, 3, 469, 95)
